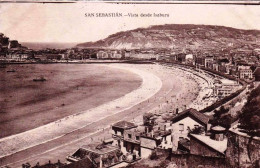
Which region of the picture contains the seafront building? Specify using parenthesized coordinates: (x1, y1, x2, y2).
(238, 65, 253, 79)
(67, 143, 122, 168)
(214, 79, 241, 98)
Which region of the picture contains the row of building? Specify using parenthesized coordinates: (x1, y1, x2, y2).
(170, 54, 258, 81)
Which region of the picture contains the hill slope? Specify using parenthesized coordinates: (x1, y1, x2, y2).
(76, 24, 260, 50)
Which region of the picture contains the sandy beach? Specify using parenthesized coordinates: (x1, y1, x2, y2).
(0, 63, 212, 167)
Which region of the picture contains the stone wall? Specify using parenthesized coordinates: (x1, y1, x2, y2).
(226, 131, 260, 168)
(190, 136, 225, 158)
(170, 154, 226, 168)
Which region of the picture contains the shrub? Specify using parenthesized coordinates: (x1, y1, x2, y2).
(189, 126, 205, 135)
(149, 151, 159, 160)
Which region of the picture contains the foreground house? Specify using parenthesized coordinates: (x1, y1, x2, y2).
(111, 120, 138, 154)
(140, 127, 172, 158)
(171, 125, 228, 168)
(112, 120, 173, 159)
(67, 143, 122, 168)
(189, 126, 227, 158)
(123, 127, 143, 158)
(171, 108, 210, 141)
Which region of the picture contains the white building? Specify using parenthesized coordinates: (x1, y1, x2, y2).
(238, 65, 253, 79)
(140, 126, 172, 158)
(214, 79, 240, 98)
(6, 52, 29, 61)
(170, 108, 210, 150)
(111, 121, 137, 155)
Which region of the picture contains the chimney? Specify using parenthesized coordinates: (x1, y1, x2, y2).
(210, 125, 225, 141)
(172, 132, 179, 151)
(145, 127, 148, 133)
(207, 123, 212, 131)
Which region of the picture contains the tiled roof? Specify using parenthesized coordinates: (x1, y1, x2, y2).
(171, 108, 210, 125)
(112, 121, 137, 129)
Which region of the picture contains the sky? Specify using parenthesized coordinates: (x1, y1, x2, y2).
(0, 2, 260, 43)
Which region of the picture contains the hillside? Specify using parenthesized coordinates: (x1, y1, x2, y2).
(0, 33, 26, 49)
(76, 24, 260, 50)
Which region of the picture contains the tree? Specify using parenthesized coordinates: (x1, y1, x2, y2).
(211, 106, 232, 128)
(238, 85, 260, 137)
(189, 126, 205, 135)
(213, 106, 229, 119)
(238, 85, 260, 161)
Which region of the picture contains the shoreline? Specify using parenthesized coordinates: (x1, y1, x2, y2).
(1, 63, 213, 167)
(0, 64, 162, 159)
(0, 63, 142, 138)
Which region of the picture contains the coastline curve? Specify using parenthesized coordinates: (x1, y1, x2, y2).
(0, 63, 162, 158)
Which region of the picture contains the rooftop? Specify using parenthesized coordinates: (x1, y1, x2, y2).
(220, 79, 237, 85)
(190, 134, 227, 154)
(81, 143, 119, 155)
(211, 125, 226, 132)
(112, 120, 137, 130)
(140, 129, 171, 139)
(171, 108, 210, 126)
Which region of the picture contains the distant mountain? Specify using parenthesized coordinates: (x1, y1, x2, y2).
(21, 42, 78, 50)
(76, 24, 260, 50)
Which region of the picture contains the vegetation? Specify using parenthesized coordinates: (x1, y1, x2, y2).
(238, 85, 260, 137)
(149, 151, 159, 160)
(213, 106, 229, 118)
(188, 126, 205, 135)
(210, 106, 234, 129)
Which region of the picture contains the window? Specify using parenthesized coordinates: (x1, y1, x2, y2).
(128, 134, 132, 139)
(136, 136, 140, 140)
(179, 124, 184, 131)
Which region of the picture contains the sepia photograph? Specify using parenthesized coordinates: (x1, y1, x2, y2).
(0, 1, 259, 168)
